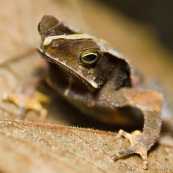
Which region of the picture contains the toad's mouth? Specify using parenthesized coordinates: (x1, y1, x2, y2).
(37, 47, 100, 92)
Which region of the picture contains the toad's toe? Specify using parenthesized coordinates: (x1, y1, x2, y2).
(112, 129, 148, 170)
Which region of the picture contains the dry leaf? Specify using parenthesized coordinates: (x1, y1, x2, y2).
(0, 120, 173, 173)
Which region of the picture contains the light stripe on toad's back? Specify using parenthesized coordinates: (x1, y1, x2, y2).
(43, 34, 96, 46)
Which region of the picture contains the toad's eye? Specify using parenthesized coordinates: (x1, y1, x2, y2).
(80, 51, 99, 66)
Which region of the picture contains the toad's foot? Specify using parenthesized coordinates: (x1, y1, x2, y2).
(112, 129, 149, 170)
(3, 91, 49, 121)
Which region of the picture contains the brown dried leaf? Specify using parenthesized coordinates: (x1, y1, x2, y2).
(0, 120, 173, 173)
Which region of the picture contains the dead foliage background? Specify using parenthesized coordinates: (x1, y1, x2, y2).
(0, 0, 173, 172)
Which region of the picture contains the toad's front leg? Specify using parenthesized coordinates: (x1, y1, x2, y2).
(101, 88, 163, 169)
(3, 89, 49, 121)
(2, 62, 50, 121)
